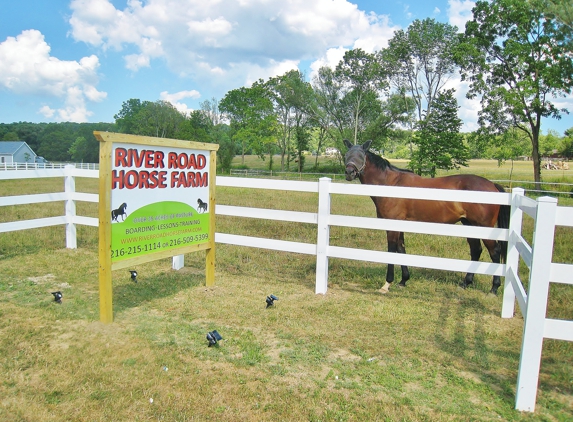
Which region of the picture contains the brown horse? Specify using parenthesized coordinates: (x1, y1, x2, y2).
(343, 139, 509, 295)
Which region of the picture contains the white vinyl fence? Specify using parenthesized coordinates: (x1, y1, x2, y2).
(0, 162, 98, 171)
(1, 167, 571, 413)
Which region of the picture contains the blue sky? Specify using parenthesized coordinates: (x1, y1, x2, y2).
(0, 0, 571, 134)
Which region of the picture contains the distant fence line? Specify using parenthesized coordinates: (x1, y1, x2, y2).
(0, 162, 99, 171)
(1, 165, 572, 412)
(231, 169, 573, 197)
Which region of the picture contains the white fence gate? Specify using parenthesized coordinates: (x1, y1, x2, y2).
(1, 167, 571, 413)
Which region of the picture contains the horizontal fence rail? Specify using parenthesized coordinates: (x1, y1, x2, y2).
(1, 167, 571, 413)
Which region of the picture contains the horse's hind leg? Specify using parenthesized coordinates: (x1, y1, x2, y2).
(462, 237, 482, 289)
(483, 239, 503, 295)
(397, 231, 410, 287)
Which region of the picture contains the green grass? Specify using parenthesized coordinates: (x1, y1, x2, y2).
(0, 162, 572, 421)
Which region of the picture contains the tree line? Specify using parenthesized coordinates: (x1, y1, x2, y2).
(1, 0, 572, 182)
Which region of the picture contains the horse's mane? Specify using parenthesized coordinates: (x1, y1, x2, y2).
(366, 150, 413, 173)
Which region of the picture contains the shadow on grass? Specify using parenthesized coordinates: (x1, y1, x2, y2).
(328, 259, 483, 294)
(113, 268, 203, 314)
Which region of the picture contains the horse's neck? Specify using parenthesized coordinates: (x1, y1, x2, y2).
(359, 165, 394, 186)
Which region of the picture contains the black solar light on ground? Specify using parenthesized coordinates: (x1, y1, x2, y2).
(129, 270, 138, 283)
(266, 294, 279, 308)
(206, 330, 222, 347)
(51, 291, 62, 304)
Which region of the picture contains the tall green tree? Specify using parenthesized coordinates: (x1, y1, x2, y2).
(381, 18, 460, 123)
(457, 0, 573, 185)
(114, 99, 144, 134)
(219, 84, 276, 165)
(363, 93, 416, 152)
(335, 48, 387, 144)
(135, 101, 185, 138)
(311, 66, 352, 153)
(409, 89, 469, 177)
(178, 110, 213, 143)
(68, 136, 90, 162)
(265, 70, 313, 171)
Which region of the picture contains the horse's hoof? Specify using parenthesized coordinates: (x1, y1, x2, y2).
(489, 288, 499, 295)
(380, 282, 391, 294)
(398, 281, 406, 288)
(459, 282, 470, 289)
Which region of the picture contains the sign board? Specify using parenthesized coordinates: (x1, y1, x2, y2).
(95, 132, 218, 323)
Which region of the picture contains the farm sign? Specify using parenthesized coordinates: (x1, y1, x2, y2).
(110, 143, 210, 262)
(95, 132, 218, 323)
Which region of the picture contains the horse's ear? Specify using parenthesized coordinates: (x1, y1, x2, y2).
(362, 140, 372, 151)
(343, 139, 352, 149)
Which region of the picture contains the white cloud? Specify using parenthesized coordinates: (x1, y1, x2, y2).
(0, 29, 107, 122)
(160, 89, 201, 115)
(448, 0, 475, 31)
(39, 105, 55, 119)
(68, 0, 399, 91)
(309, 46, 348, 80)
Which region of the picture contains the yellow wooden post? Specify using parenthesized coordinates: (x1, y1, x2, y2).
(206, 150, 217, 286)
(98, 139, 114, 323)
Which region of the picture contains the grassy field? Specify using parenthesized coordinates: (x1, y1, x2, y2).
(0, 161, 572, 421)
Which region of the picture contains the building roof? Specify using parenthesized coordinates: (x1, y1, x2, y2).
(0, 141, 34, 155)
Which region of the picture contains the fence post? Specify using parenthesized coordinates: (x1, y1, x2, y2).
(502, 188, 525, 318)
(315, 177, 331, 294)
(515, 196, 557, 412)
(64, 165, 77, 249)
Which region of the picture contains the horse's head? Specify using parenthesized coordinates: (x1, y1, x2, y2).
(343, 139, 371, 181)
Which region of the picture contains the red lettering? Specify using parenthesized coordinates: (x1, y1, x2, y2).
(197, 154, 206, 169)
(139, 170, 149, 186)
(170, 171, 208, 188)
(112, 170, 168, 189)
(167, 152, 207, 170)
(171, 171, 179, 187)
(125, 170, 139, 189)
(144, 151, 154, 168)
(111, 169, 125, 189)
(115, 148, 128, 167)
(154, 151, 165, 168)
(131, 149, 145, 168)
(168, 152, 177, 169)
(188, 154, 196, 169)
(178, 153, 188, 169)
(156, 171, 167, 188)
(196, 171, 208, 186)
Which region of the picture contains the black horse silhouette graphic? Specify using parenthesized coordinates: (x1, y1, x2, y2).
(197, 199, 207, 213)
(111, 203, 127, 222)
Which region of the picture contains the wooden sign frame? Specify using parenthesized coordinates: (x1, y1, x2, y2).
(95, 131, 218, 323)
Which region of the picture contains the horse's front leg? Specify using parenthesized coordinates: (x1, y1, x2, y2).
(381, 231, 405, 294)
(397, 231, 410, 287)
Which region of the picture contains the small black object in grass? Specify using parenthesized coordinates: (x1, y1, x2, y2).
(266, 294, 279, 308)
(52, 291, 63, 304)
(206, 330, 222, 347)
(129, 270, 138, 283)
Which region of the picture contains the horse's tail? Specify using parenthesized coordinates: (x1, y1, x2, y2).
(495, 184, 510, 263)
